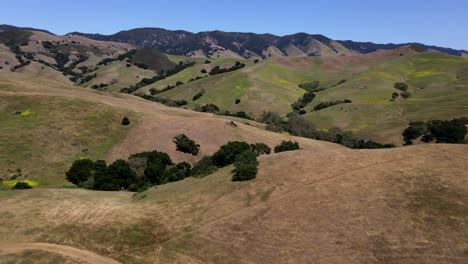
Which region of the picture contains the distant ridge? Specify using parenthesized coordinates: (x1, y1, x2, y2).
(0, 24, 464, 58)
(0, 24, 55, 35)
(69, 27, 466, 58)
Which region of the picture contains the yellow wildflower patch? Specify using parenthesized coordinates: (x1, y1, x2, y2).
(20, 109, 32, 117)
(2, 180, 40, 187)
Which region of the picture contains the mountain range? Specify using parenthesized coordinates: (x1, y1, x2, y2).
(70, 27, 467, 58)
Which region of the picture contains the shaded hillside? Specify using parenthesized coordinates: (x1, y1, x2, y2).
(70, 27, 466, 58)
(0, 27, 181, 91)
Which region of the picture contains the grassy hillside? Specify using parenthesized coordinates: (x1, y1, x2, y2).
(0, 77, 134, 186)
(0, 71, 341, 187)
(82, 60, 156, 91)
(154, 49, 468, 144)
(303, 52, 468, 143)
(1, 144, 467, 263)
(138, 57, 246, 93)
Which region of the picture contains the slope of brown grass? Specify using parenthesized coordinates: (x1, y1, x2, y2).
(156, 144, 468, 263)
(1, 144, 466, 263)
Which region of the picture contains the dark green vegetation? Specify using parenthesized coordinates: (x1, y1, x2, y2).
(138, 93, 188, 107)
(232, 150, 258, 181)
(190, 156, 218, 177)
(313, 100, 352, 111)
(193, 103, 253, 120)
(250, 143, 271, 155)
(402, 117, 468, 145)
(261, 112, 395, 149)
(190, 141, 270, 178)
(66, 140, 272, 190)
(173, 134, 200, 155)
(394, 82, 408, 91)
(274, 141, 300, 153)
(291, 91, 316, 111)
(208, 61, 245, 75)
(12, 181, 32, 189)
(0, 29, 32, 47)
(298, 81, 324, 92)
(212, 141, 252, 167)
(66, 150, 191, 191)
(121, 116, 130, 126)
(192, 89, 205, 101)
(192, 141, 265, 181)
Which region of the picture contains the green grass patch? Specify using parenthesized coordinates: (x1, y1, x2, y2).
(0, 95, 135, 186)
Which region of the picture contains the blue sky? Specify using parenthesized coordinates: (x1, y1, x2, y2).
(2, 0, 467, 49)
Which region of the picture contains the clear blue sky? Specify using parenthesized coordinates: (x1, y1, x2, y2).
(2, 0, 467, 49)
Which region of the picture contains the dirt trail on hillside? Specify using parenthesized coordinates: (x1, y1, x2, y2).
(0, 243, 121, 264)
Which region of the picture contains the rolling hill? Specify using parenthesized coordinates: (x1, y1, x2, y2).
(0, 24, 467, 264)
(1, 144, 467, 263)
(0, 70, 341, 187)
(148, 46, 468, 145)
(1, 26, 466, 146)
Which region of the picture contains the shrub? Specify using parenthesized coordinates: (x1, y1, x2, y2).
(101, 159, 137, 190)
(402, 123, 425, 145)
(428, 119, 467, 143)
(298, 81, 320, 91)
(261, 111, 288, 132)
(291, 91, 316, 110)
(235, 98, 241, 104)
(394, 82, 408, 91)
(287, 116, 316, 138)
(12, 181, 32, 189)
(143, 162, 167, 185)
(66, 159, 95, 185)
(200, 69, 207, 73)
(313, 100, 351, 111)
(232, 163, 258, 181)
(401, 118, 467, 145)
(192, 89, 205, 101)
(122, 116, 130, 125)
(225, 111, 253, 120)
(173, 134, 200, 155)
(212, 141, 251, 167)
(400, 91, 411, 99)
(232, 150, 259, 181)
(204, 60, 211, 64)
(200, 103, 220, 113)
(165, 162, 191, 182)
(274, 141, 300, 153)
(254, 59, 259, 63)
(250, 143, 271, 155)
(391, 92, 399, 100)
(191, 156, 218, 177)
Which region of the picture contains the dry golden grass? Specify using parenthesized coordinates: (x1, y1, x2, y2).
(15, 61, 73, 84)
(1, 144, 467, 263)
